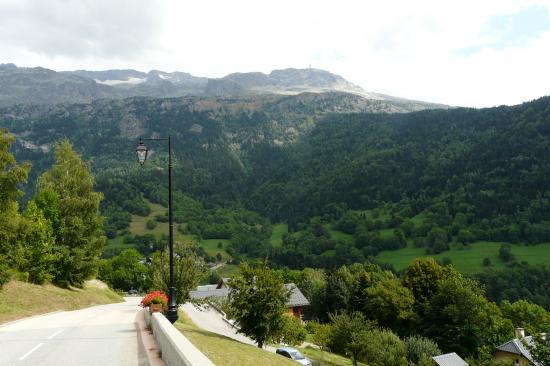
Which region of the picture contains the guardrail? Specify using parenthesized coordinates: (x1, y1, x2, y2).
(145, 311, 214, 366)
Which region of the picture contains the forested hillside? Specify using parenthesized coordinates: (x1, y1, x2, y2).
(1, 93, 550, 308)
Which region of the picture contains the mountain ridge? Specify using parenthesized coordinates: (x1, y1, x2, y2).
(0, 63, 445, 109)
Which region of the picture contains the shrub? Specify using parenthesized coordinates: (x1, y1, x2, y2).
(146, 220, 157, 230)
(328, 311, 375, 355)
(363, 328, 407, 366)
(272, 315, 307, 346)
(0, 257, 9, 289)
(404, 335, 441, 363)
(155, 214, 169, 223)
(311, 322, 332, 352)
(140, 290, 168, 307)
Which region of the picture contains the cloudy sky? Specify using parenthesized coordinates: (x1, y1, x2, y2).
(1, 0, 549, 107)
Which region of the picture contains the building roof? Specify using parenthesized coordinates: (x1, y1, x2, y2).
(189, 288, 229, 299)
(190, 281, 310, 307)
(284, 283, 310, 307)
(432, 352, 468, 366)
(196, 284, 218, 292)
(495, 336, 538, 366)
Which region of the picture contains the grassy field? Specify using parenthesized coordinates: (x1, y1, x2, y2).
(0, 280, 123, 324)
(175, 311, 296, 366)
(106, 199, 231, 259)
(377, 241, 550, 274)
(216, 264, 240, 278)
(201, 239, 231, 261)
(270, 223, 288, 246)
(300, 346, 366, 366)
(327, 225, 353, 242)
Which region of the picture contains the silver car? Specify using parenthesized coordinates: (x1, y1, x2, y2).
(276, 347, 312, 366)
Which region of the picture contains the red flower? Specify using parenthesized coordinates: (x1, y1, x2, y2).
(140, 290, 169, 307)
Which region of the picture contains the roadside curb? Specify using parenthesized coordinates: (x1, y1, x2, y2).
(136, 309, 165, 366)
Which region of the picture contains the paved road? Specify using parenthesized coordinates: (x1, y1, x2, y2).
(0, 297, 147, 366)
(181, 303, 276, 352)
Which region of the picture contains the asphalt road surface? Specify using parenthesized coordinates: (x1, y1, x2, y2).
(0, 297, 147, 366)
(181, 303, 277, 352)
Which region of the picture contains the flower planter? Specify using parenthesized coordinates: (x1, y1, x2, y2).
(150, 304, 163, 313)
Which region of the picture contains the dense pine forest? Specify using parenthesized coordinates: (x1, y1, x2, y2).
(1, 93, 550, 309)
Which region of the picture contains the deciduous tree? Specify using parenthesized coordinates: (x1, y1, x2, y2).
(226, 262, 290, 348)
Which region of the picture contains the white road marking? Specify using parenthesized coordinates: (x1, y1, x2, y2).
(47, 329, 64, 340)
(19, 343, 43, 361)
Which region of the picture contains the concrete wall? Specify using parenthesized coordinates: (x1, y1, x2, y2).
(147, 312, 214, 366)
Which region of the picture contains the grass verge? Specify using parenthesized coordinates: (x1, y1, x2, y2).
(174, 311, 296, 366)
(0, 280, 123, 325)
(300, 346, 366, 366)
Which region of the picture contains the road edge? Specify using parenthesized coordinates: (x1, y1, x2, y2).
(136, 308, 165, 366)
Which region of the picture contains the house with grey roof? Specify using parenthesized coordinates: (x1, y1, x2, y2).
(189, 278, 310, 319)
(432, 352, 468, 366)
(493, 328, 541, 366)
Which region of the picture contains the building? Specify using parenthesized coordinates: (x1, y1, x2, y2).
(432, 352, 468, 366)
(189, 278, 310, 319)
(492, 328, 541, 366)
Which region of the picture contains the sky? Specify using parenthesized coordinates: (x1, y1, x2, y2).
(1, 0, 550, 107)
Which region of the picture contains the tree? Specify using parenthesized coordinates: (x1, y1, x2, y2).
(364, 277, 415, 331)
(100, 249, 149, 291)
(18, 201, 56, 284)
(424, 274, 511, 357)
(273, 315, 307, 346)
(0, 129, 30, 287)
(500, 300, 550, 334)
(146, 219, 157, 230)
(347, 329, 370, 366)
(37, 140, 105, 287)
(226, 262, 291, 348)
(311, 322, 332, 352)
(402, 258, 447, 316)
(151, 242, 207, 305)
(328, 311, 375, 355)
(498, 243, 515, 262)
(362, 328, 407, 366)
(404, 335, 441, 364)
(0, 129, 30, 213)
(323, 266, 354, 315)
(299, 268, 327, 320)
(527, 334, 550, 366)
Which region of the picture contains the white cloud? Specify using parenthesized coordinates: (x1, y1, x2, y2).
(1, 0, 549, 107)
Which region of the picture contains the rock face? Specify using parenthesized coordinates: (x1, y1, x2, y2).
(0, 64, 118, 106)
(0, 63, 444, 108)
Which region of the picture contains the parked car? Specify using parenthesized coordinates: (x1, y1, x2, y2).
(276, 347, 312, 366)
(127, 289, 138, 295)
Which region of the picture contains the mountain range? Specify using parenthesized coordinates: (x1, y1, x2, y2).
(0, 63, 445, 111)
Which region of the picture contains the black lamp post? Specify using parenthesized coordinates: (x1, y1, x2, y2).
(136, 136, 178, 323)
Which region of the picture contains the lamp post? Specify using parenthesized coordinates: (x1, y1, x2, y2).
(136, 136, 178, 323)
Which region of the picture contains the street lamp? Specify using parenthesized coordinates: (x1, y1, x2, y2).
(135, 136, 178, 323)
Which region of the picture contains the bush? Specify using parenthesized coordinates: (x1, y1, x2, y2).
(155, 214, 169, 223)
(146, 219, 157, 230)
(328, 312, 375, 355)
(273, 315, 307, 346)
(404, 335, 441, 363)
(499, 243, 515, 262)
(363, 328, 407, 366)
(311, 322, 332, 351)
(0, 257, 10, 289)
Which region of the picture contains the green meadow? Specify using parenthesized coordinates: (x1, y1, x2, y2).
(377, 241, 550, 274)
